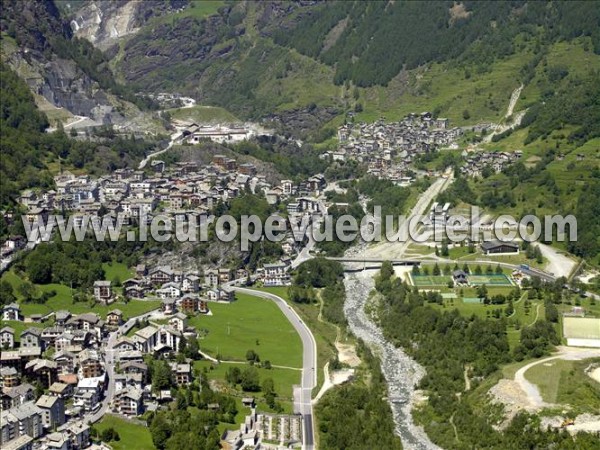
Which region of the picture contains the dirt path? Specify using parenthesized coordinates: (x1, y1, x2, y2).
(535, 242, 577, 279)
(505, 84, 523, 119)
(483, 84, 525, 143)
(509, 347, 600, 410)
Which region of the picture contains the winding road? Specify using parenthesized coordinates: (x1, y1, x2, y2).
(138, 130, 183, 169)
(230, 287, 317, 450)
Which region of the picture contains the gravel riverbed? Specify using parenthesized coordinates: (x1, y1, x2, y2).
(344, 269, 441, 450)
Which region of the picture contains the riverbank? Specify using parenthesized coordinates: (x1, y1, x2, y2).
(344, 269, 440, 450)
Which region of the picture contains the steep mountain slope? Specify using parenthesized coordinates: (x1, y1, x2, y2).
(64, 0, 599, 138)
(0, 0, 160, 129)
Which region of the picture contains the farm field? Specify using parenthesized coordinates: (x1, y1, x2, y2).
(188, 292, 302, 368)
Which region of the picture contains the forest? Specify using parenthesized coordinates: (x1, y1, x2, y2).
(289, 258, 347, 326)
(274, 1, 600, 87)
(316, 341, 403, 450)
(373, 262, 597, 449)
(0, 63, 161, 208)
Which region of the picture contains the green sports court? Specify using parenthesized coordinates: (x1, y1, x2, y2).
(467, 274, 514, 286)
(410, 274, 453, 287)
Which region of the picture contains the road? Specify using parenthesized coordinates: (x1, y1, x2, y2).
(230, 287, 317, 450)
(291, 199, 327, 270)
(138, 130, 183, 169)
(483, 84, 526, 143)
(349, 170, 454, 261)
(85, 309, 160, 424)
(513, 346, 600, 409)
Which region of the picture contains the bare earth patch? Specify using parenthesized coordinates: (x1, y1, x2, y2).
(489, 347, 600, 429)
(587, 366, 600, 383)
(335, 341, 361, 368)
(449, 2, 471, 25)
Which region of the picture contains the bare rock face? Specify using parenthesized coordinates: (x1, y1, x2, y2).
(68, 1, 185, 51)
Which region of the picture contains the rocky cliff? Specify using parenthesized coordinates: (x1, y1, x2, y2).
(68, 0, 186, 51)
(0, 0, 160, 130)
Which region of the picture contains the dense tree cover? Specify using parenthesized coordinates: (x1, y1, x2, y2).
(356, 176, 411, 219)
(374, 264, 598, 448)
(274, 1, 600, 87)
(230, 139, 328, 181)
(316, 340, 403, 450)
(290, 258, 346, 325)
(513, 320, 560, 360)
(316, 202, 364, 256)
(567, 181, 600, 261)
(15, 230, 175, 291)
(436, 176, 475, 205)
(523, 71, 600, 145)
(0, 63, 160, 207)
(0, 63, 53, 206)
(148, 386, 228, 450)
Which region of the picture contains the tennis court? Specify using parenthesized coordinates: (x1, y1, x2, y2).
(410, 274, 452, 287)
(467, 274, 514, 286)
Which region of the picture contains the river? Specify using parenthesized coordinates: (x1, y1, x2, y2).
(344, 269, 441, 450)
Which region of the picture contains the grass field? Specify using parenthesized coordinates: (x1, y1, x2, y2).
(169, 105, 240, 124)
(188, 293, 302, 368)
(254, 287, 340, 395)
(95, 415, 154, 450)
(194, 360, 299, 401)
(102, 262, 133, 283)
(524, 358, 600, 414)
(0, 270, 160, 320)
(563, 317, 600, 339)
(151, 0, 224, 25)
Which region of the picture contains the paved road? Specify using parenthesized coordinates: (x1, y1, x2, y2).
(358, 170, 454, 260)
(138, 130, 183, 169)
(85, 309, 160, 424)
(231, 287, 317, 450)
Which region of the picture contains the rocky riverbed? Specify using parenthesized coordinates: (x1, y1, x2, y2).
(344, 269, 440, 450)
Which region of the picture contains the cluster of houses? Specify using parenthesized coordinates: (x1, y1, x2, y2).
(0, 296, 199, 450)
(329, 113, 462, 184)
(0, 308, 107, 449)
(9, 151, 328, 261)
(17, 156, 268, 226)
(221, 402, 303, 450)
(459, 149, 522, 177)
(92, 258, 293, 308)
(111, 264, 236, 304)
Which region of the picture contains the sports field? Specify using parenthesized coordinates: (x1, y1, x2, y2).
(467, 274, 514, 286)
(410, 274, 452, 287)
(563, 317, 600, 339)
